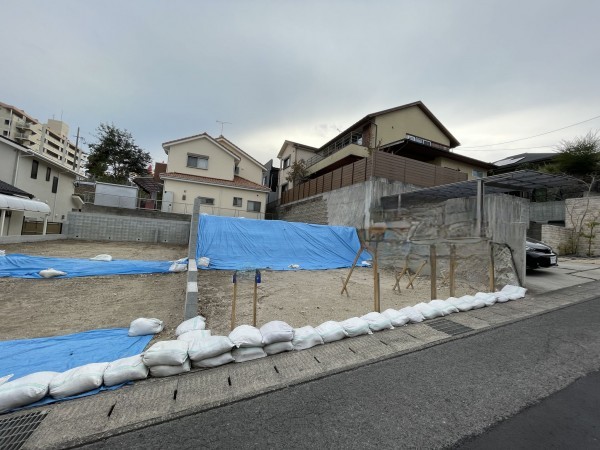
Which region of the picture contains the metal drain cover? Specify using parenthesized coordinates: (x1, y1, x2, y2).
(426, 318, 473, 336)
(0, 411, 47, 450)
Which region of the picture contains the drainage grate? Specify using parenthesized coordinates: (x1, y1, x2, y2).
(0, 411, 47, 450)
(426, 318, 473, 336)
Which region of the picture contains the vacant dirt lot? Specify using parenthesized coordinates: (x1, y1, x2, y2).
(0, 240, 187, 341)
(0, 239, 488, 342)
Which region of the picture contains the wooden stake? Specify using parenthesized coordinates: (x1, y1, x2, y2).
(430, 244, 437, 300)
(489, 242, 495, 292)
(341, 244, 365, 296)
(376, 272, 381, 312)
(406, 260, 426, 289)
(373, 243, 379, 312)
(449, 244, 456, 297)
(231, 273, 237, 331)
(393, 256, 409, 292)
(253, 272, 258, 327)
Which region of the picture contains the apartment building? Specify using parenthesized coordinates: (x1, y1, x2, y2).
(0, 101, 86, 173)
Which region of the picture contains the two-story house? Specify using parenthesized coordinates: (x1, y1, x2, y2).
(160, 133, 270, 217)
(277, 101, 493, 202)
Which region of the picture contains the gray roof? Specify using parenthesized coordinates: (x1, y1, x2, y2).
(493, 152, 556, 168)
(0, 179, 34, 199)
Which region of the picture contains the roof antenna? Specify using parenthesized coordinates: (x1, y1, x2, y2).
(216, 120, 232, 136)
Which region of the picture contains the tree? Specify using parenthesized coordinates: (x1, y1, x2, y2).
(285, 160, 309, 185)
(548, 131, 600, 181)
(86, 123, 152, 184)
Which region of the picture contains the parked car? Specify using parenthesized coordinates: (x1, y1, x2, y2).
(526, 238, 558, 269)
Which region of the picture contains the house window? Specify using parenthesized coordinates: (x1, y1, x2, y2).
(247, 200, 261, 212)
(46, 167, 51, 181)
(187, 154, 209, 170)
(4, 119, 9, 125)
(2, 130, 7, 136)
(234, 166, 240, 175)
(198, 197, 214, 205)
(233, 197, 242, 207)
(52, 176, 59, 193)
(31, 160, 39, 179)
(283, 157, 290, 169)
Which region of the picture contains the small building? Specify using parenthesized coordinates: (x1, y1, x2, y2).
(160, 133, 270, 217)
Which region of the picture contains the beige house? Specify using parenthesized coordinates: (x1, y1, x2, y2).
(277, 141, 319, 195)
(0, 135, 80, 236)
(277, 101, 492, 200)
(161, 133, 270, 217)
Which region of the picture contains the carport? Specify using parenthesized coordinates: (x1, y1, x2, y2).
(0, 192, 51, 237)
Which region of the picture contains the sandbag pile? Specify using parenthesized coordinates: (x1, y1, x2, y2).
(1, 284, 527, 413)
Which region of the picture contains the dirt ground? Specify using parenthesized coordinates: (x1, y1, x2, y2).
(0, 240, 187, 341)
(199, 267, 487, 336)
(0, 239, 488, 342)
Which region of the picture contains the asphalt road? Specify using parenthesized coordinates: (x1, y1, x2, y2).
(83, 297, 600, 449)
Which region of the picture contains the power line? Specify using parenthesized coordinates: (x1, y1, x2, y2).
(460, 113, 600, 149)
(460, 145, 556, 152)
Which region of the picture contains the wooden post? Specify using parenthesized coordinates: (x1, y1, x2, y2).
(489, 242, 495, 292)
(376, 272, 381, 312)
(231, 272, 237, 331)
(253, 271, 258, 327)
(430, 244, 437, 300)
(449, 244, 456, 297)
(373, 243, 379, 312)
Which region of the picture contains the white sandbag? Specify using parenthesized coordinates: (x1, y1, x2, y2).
(177, 329, 212, 342)
(103, 354, 148, 387)
(232, 346, 267, 363)
(0, 374, 12, 387)
(361, 312, 394, 331)
(474, 292, 497, 307)
(0, 372, 58, 413)
(398, 306, 425, 323)
(187, 336, 235, 361)
(382, 309, 410, 327)
(292, 326, 324, 350)
(169, 262, 188, 272)
(264, 341, 294, 355)
(197, 257, 210, 267)
(315, 321, 347, 343)
(39, 268, 66, 278)
(461, 295, 486, 309)
(414, 302, 444, 319)
(501, 284, 527, 300)
(495, 292, 510, 303)
(149, 359, 191, 377)
(175, 315, 207, 337)
(0, 250, 5, 257)
(192, 352, 235, 368)
(446, 297, 474, 312)
(429, 300, 459, 315)
(128, 318, 164, 336)
(340, 317, 372, 337)
(49, 363, 109, 399)
(89, 254, 112, 261)
(229, 325, 263, 348)
(142, 340, 189, 366)
(260, 320, 294, 345)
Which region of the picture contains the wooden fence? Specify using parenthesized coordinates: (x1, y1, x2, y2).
(280, 151, 468, 205)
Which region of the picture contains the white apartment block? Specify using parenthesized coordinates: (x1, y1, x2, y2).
(0, 101, 86, 174)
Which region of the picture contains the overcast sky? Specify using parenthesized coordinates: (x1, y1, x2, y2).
(2, 0, 599, 167)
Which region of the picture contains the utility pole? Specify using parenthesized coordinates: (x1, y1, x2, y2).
(216, 120, 232, 136)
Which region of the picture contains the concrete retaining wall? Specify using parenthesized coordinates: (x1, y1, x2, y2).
(541, 224, 574, 255)
(0, 234, 68, 245)
(65, 211, 190, 244)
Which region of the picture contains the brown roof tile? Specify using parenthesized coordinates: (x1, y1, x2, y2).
(160, 172, 271, 192)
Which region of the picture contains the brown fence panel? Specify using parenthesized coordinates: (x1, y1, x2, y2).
(323, 172, 333, 193)
(332, 168, 343, 190)
(372, 152, 407, 181)
(309, 179, 317, 196)
(316, 176, 324, 194)
(353, 159, 367, 183)
(404, 161, 436, 187)
(341, 165, 353, 187)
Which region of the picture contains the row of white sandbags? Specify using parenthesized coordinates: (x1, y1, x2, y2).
(0, 285, 526, 413)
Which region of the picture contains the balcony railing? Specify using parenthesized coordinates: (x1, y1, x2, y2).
(305, 131, 364, 168)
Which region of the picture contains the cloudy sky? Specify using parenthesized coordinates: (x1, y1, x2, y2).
(2, 0, 599, 167)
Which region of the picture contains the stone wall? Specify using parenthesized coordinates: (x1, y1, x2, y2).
(65, 212, 190, 244)
(278, 197, 328, 225)
(540, 224, 574, 255)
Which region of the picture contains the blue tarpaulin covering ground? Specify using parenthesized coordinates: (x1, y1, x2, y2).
(0, 328, 153, 408)
(0, 254, 175, 278)
(196, 215, 370, 270)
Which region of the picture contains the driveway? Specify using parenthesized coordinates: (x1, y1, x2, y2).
(525, 257, 600, 295)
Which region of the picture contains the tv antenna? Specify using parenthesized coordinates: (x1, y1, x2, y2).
(216, 120, 232, 136)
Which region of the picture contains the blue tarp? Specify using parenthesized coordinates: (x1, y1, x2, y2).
(196, 215, 370, 270)
(0, 254, 175, 278)
(0, 328, 153, 409)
